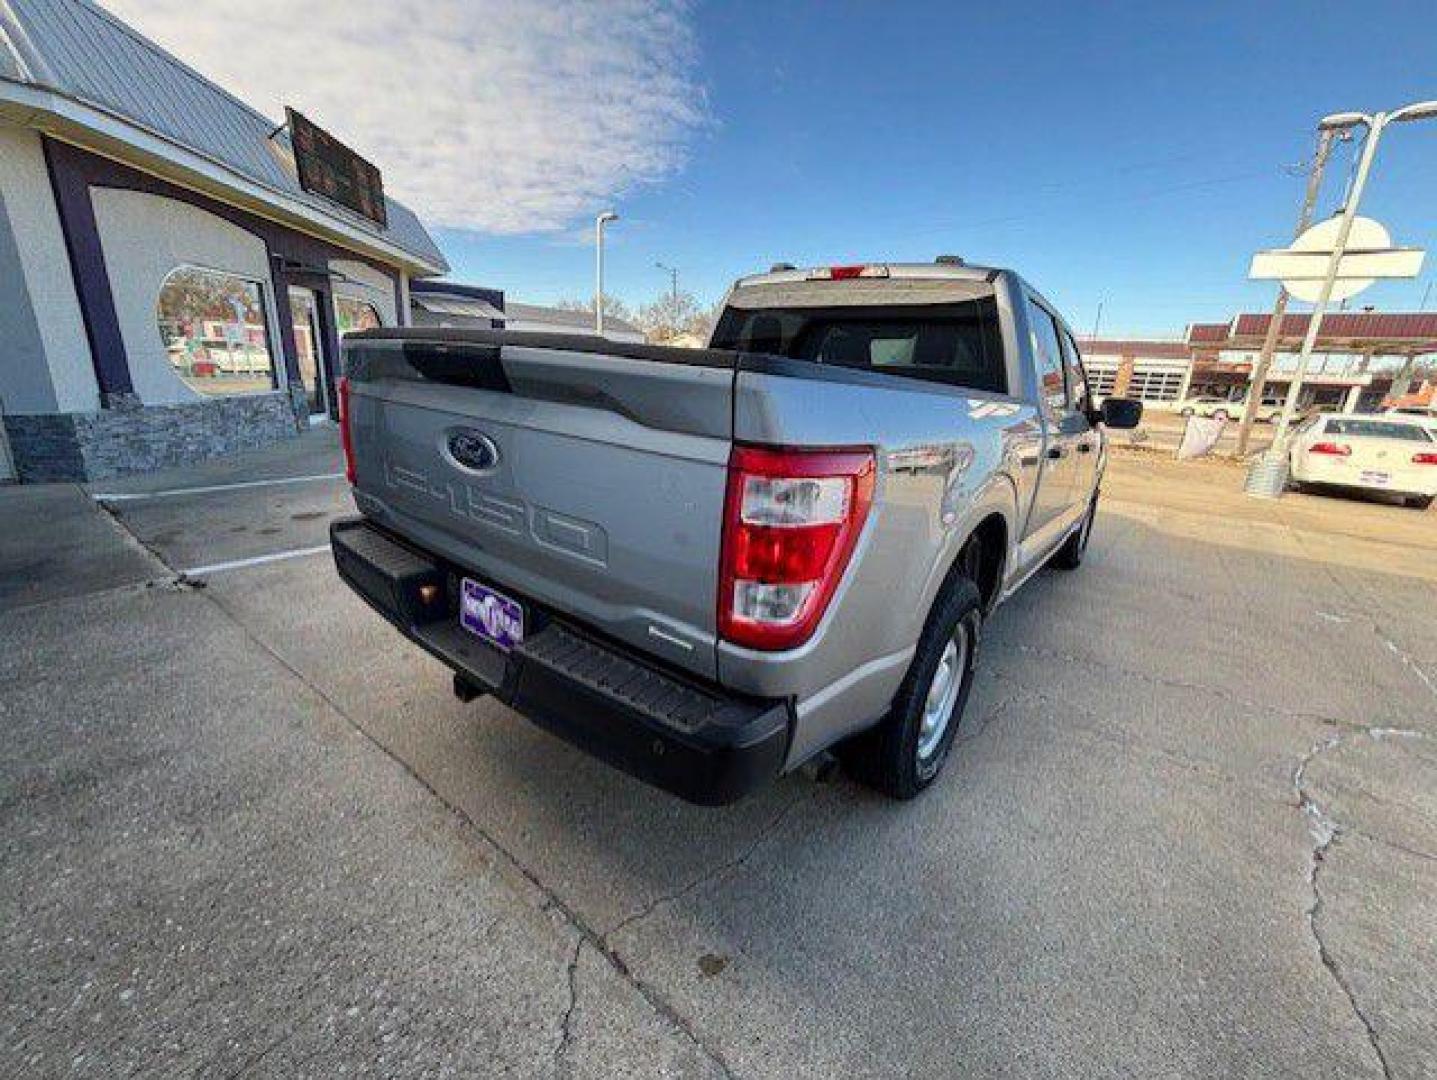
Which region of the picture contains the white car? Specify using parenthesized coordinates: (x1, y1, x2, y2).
(1179, 396, 1286, 423)
(1289, 414, 1437, 509)
(1178, 396, 1240, 421)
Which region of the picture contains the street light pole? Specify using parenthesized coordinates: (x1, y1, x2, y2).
(594, 210, 619, 336)
(1272, 99, 1437, 444)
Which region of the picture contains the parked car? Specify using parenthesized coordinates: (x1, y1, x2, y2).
(1289, 414, 1437, 509)
(331, 260, 1141, 804)
(1178, 396, 1241, 421)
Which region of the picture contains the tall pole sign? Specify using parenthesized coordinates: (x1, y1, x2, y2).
(1248, 118, 1424, 441)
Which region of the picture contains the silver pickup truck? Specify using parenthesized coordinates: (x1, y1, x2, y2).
(331, 260, 1140, 804)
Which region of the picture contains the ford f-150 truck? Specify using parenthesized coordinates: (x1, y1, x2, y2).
(330, 260, 1141, 804)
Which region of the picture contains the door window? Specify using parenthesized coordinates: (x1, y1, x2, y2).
(1026, 299, 1070, 416)
(289, 289, 328, 416)
(1058, 329, 1091, 414)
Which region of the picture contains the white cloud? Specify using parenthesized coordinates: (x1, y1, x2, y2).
(99, 0, 706, 234)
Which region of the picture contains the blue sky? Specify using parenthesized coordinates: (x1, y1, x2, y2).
(431, 0, 1437, 337)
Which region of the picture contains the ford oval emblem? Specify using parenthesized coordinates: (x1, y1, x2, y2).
(445, 429, 501, 473)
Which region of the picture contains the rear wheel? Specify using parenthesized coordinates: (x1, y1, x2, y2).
(839, 575, 982, 799)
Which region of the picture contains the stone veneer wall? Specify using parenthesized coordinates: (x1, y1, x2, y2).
(3, 392, 303, 482)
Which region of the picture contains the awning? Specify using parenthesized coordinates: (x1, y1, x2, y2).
(413, 295, 505, 320)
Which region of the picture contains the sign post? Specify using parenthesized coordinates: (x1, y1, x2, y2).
(1250, 209, 1424, 441)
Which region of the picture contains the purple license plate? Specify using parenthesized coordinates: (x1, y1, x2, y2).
(460, 579, 524, 651)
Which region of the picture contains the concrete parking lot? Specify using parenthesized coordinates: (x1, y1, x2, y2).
(3, 430, 1435, 1078)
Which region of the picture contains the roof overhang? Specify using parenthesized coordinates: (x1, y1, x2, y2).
(412, 293, 505, 320)
(0, 78, 447, 276)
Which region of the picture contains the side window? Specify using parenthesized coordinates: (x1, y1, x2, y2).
(1058, 329, 1090, 414)
(1026, 298, 1070, 416)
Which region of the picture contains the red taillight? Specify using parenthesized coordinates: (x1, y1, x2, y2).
(1413, 452, 1437, 465)
(718, 445, 875, 651)
(337, 376, 356, 484)
(1309, 441, 1351, 456)
(828, 265, 865, 280)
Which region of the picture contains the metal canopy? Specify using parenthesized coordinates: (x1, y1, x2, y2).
(413, 295, 506, 321)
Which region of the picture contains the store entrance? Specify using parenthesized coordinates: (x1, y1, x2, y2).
(288, 287, 331, 421)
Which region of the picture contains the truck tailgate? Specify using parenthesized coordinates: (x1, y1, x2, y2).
(343, 334, 735, 680)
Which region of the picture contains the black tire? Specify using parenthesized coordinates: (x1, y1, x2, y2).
(839, 575, 982, 800)
(1408, 494, 1434, 511)
(1051, 494, 1097, 570)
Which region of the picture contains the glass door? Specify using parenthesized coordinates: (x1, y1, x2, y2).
(288, 287, 329, 420)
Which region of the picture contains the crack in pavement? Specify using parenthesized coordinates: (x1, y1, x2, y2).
(1282, 523, 1437, 710)
(1292, 727, 1424, 1080)
(602, 789, 819, 946)
(551, 938, 584, 1072)
(1378, 634, 1437, 702)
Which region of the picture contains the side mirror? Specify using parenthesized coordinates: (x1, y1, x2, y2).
(1098, 397, 1143, 429)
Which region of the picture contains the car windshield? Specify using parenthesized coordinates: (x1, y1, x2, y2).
(1324, 418, 1434, 442)
(710, 299, 1007, 394)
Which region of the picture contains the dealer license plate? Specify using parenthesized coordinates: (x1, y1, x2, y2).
(1359, 470, 1391, 486)
(460, 578, 525, 651)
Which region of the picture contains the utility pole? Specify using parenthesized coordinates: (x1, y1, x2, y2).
(1235, 128, 1338, 457)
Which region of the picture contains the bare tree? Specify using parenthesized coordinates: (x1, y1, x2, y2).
(554, 295, 636, 325)
(637, 289, 727, 345)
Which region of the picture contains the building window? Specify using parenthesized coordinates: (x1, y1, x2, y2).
(1086, 363, 1119, 398)
(336, 297, 383, 337)
(1128, 367, 1186, 402)
(157, 267, 276, 397)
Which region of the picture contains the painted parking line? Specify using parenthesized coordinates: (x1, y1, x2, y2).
(91, 472, 345, 502)
(183, 544, 332, 578)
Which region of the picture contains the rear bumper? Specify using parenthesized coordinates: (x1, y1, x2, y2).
(330, 517, 792, 805)
(1293, 458, 1437, 497)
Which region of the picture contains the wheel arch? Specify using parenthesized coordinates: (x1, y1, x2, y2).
(922, 472, 1018, 621)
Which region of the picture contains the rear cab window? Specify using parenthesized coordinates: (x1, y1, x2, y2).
(1325, 418, 1434, 442)
(710, 298, 1007, 394)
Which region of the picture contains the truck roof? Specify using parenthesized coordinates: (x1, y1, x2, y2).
(725, 262, 1004, 310)
(731, 261, 1003, 289)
